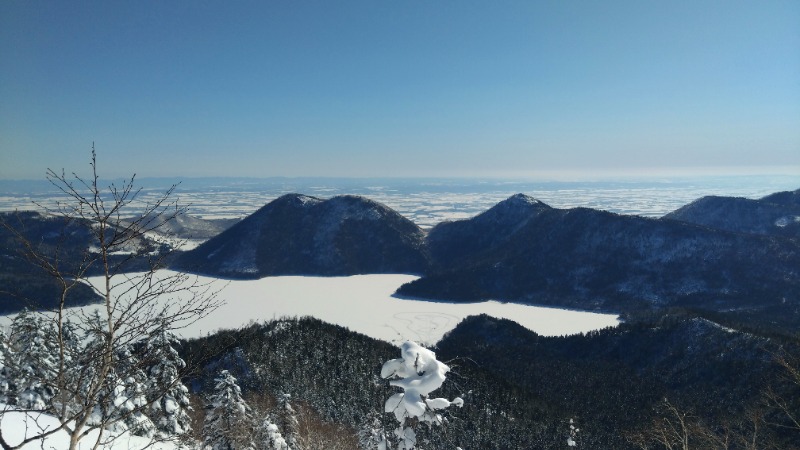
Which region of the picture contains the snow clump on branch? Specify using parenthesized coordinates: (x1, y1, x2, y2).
(381, 341, 464, 449)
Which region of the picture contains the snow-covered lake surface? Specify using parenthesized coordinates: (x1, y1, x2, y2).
(68, 271, 618, 345)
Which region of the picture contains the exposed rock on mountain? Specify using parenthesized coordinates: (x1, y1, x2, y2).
(397, 194, 800, 331)
(663, 191, 800, 239)
(174, 194, 430, 278)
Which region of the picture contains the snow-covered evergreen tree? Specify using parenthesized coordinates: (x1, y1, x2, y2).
(2, 309, 59, 410)
(255, 416, 291, 450)
(275, 393, 301, 450)
(71, 311, 128, 430)
(381, 341, 464, 450)
(567, 418, 579, 447)
(358, 411, 390, 450)
(112, 343, 156, 437)
(203, 370, 255, 450)
(145, 320, 193, 438)
(0, 328, 12, 403)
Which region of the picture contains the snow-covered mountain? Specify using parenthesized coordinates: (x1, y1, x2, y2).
(123, 213, 237, 241)
(426, 193, 551, 270)
(761, 187, 800, 207)
(663, 190, 800, 239)
(173, 194, 430, 278)
(398, 194, 800, 332)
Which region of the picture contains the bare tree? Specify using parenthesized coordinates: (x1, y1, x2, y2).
(627, 398, 778, 450)
(764, 351, 800, 434)
(0, 146, 222, 450)
(627, 398, 694, 450)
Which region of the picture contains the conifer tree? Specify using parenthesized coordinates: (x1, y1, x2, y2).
(276, 393, 301, 450)
(0, 329, 13, 405)
(203, 370, 255, 450)
(56, 311, 120, 431)
(112, 344, 155, 437)
(2, 309, 59, 411)
(255, 416, 290, 450)
(358, 411, 390, 450)
(145, 320, 193, 438)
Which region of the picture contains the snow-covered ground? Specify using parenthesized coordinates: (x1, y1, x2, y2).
(0, 406, 178, 449)
(68, 271, 617, 345)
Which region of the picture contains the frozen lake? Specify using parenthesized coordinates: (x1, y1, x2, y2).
(74, 271, 619, 345)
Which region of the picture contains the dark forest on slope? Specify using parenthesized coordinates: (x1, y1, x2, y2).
(181, 315, 800, 449)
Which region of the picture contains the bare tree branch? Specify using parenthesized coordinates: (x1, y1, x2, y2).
(0, 146, 222, 449)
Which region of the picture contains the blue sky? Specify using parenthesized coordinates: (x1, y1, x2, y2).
(1, 0, 798, 180)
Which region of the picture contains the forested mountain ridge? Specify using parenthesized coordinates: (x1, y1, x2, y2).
(122, 213, 237, 241)
(182, 316, 564, 449)
(426, 193, 551, 270)
(663, 190, 800, 239)
(178, 314, 799, 449)
(761, 188, 800, 207)
(0, 210, 235, 314)
(398, 195, 800, 334)
(173, 194, 431, 278)
(435, 313, 800, 449)
(5, 188, 800, 335)
(0, 211, 114, 312)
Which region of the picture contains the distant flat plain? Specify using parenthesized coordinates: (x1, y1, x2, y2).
(2, 175, 798, 228)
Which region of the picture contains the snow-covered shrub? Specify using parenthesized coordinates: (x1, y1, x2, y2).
(381, 341, 464, 450)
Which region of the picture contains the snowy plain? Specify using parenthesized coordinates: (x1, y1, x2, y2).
(3, 175, 797, 228)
